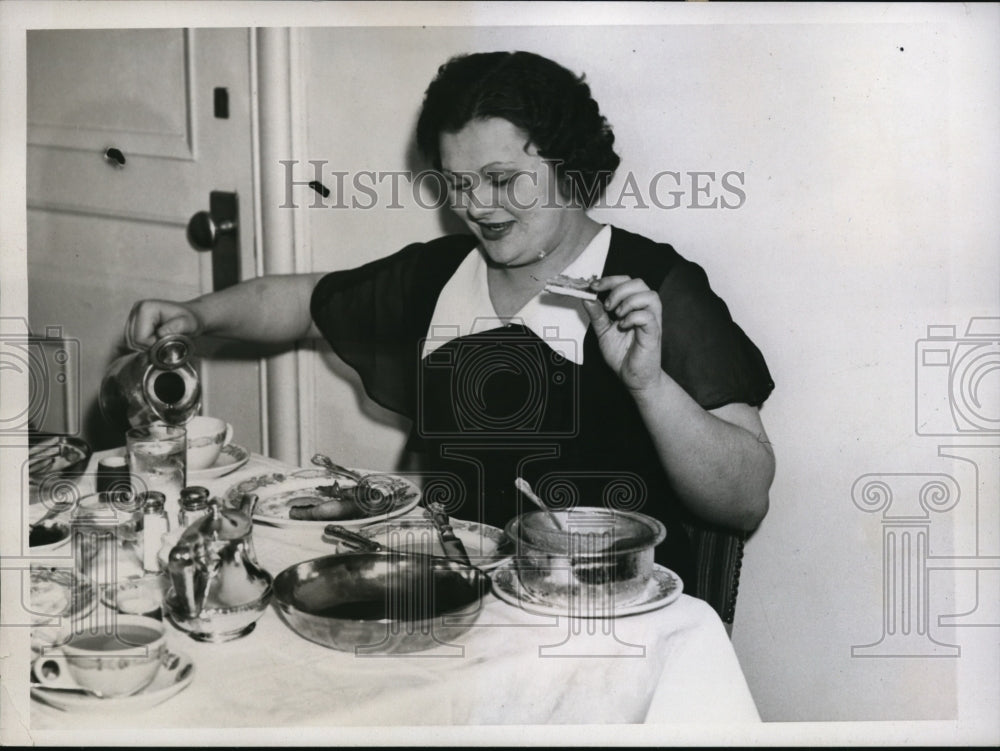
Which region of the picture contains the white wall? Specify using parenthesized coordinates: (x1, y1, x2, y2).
(296, 17, 999, 723)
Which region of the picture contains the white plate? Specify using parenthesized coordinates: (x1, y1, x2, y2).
(31, 649, 194, 713)
(357, 517, 514, 570)
(224, 468, 421, 529)
(187, 443, 250, 482)
(490, 561, 683, 618)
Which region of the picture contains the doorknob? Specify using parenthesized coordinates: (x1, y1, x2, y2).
(187, 211, 236, 250)
(187, 191, 240, 291)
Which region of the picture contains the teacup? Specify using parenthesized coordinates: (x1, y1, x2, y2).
(31, 615, 167, 697)
(185, 416, 234, 470)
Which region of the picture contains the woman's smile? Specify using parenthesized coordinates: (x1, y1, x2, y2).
(477, 220, 516, 242)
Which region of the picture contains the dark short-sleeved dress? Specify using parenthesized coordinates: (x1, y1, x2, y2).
(311, 225, 774, 585)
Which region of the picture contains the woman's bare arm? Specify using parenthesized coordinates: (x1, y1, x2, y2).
(126, 273, 329, 348)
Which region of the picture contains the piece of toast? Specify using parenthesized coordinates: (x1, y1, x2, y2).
(544, 274, 598, 301)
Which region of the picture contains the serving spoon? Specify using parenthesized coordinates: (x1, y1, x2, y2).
(309, 453, 397, 516)
(514, 477, 565, 532)
(311, 453, 365, 483)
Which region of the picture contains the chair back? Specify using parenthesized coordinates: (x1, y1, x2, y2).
(680, 520, 747, 627)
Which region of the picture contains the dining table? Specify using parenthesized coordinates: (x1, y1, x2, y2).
(26, 446, 762, 731)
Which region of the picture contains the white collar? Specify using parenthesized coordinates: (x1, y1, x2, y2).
(422, 225, 612, 365)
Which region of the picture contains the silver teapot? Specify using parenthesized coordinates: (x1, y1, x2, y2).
(164, 494, 272, 642)
(99, 334, 202, 430)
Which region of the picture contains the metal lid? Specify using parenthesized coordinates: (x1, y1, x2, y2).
(179, 486, 210, 509)
(149, 334, 193, 368)
(141, 490, 167, 512)
(185, 500, 251, 541)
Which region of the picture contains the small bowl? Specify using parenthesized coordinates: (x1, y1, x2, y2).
(28, 521, 71, 553)
(164, 585, 272, 643)
(506, 508, 666, 609)
(100, 573, 170, 619)
(273, 552, 487, 654)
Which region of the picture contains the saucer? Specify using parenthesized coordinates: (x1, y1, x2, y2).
(188, 444, 250, 482)
(30, 649, 194, 713)
(490, 561, 683, 618)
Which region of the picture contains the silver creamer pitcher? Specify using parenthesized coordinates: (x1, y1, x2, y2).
(99, 334, 202, 429)
(164, 495, 272, 642)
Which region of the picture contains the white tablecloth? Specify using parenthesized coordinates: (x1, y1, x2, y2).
(29, 450, 760, 729)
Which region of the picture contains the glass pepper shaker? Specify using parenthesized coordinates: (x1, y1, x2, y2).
(72, 491, 146, 583)
(109, 488, 145, 534)
(141, 491, 170, 573)
(178, 486, 211, 529)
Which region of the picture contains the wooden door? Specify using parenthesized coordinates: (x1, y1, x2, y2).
(26, 28, 263, 452)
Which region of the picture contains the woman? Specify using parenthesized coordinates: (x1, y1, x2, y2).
(126, 51, 775, 587)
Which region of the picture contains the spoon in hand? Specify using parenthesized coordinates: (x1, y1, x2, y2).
(514, 477, 565, 531)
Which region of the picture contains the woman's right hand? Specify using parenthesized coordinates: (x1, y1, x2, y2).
(125, 299, 204, 351)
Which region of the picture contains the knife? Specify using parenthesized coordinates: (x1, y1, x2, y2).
(322, 524, 382, 552)
(425, 502, 472, 566)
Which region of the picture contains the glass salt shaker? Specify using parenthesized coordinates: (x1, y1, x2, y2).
(179, 486, 211, 529)
(141, 491, 170, 573)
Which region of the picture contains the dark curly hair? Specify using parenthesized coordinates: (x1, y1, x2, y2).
(416, 51, 621, 208)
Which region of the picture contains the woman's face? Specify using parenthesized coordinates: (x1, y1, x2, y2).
(439, 117, 583, 268)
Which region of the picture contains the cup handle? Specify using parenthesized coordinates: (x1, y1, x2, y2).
(224, 423, 234, 447)
(31, 650, 77, 690)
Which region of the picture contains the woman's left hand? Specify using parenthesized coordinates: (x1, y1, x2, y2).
(583, 276, 663, 393)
